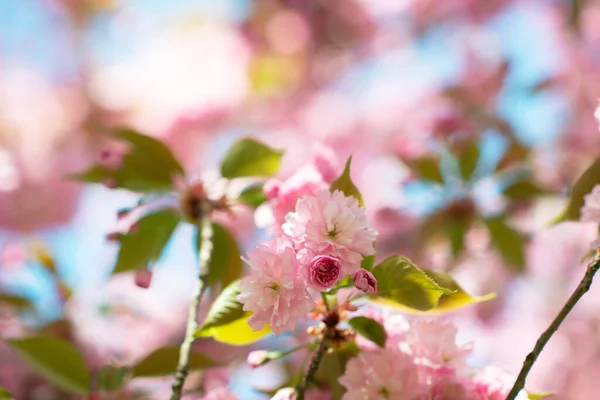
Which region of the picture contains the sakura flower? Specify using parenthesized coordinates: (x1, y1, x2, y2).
(339, 349, 424, 400)
(238, 237, 315, 336)
(352, 269, 378, 293)
(404, 320, 473, 371)
(419, 366, 472, 400)
(297, 249, 341, 292)
(283, 190, 378, 274)
(580, 185, 600, 223)
(471, 367, 528, 400)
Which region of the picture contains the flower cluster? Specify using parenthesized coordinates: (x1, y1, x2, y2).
(340, 314, 528, 400)
(238, 189, 378, 335)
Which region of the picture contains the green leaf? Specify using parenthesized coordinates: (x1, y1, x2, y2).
(458, 141, 480, 181)
(315, 342, 359, 400)
(197, 280, 245, 332)
(503, 179, 544, 200)
(360, 255, 375, 272)
(484, 217, 526, 272)
(113, 209, 180, 274)
(0, 293, 34, 309)
(72, 129, 184, 192)
(132, 347, 215, 378)
(370, 256, 453, 312)
(0, 387, 12, 400)
(412, 157, 444, 183)
(237, 183, 267, 208)
(330, 156, 364, 206)
(446, 221, 466, 257)
(196, 312, 272, 346)
(554, 156, 600, 223)
(528, 392, 554, 400)
(220, 138, 283, 178)
(348, 317, 386, 348)
(195, 224, 243, 287)
(5, 336, 90, 395)
(98, 365, 129, 392)
(421, 269, 496, 312)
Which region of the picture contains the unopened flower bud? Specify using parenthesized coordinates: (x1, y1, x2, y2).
(352, 269, 378, 294)
(307, 255, 341, 291)
(98, 149, 123, 171)
(134, 268, 152, 289)
(105, 232, 123, 242)
(247, 350, 271, 368)
(102, 178, 118, 189)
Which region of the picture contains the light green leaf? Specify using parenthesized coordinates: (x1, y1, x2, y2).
(484, 217, 526, 272)
(554, 156, 600, 223)
(98, 365, 129, 392)
(196, 312, 272, 346)
(370, 256, 453, 311)
(421, 269, 496, 313)
(113, 209, 180, 274)
(528, 392, 554, 399)
(195, 224, 243, 287)
(220, 138, 283, 178)
(330, 156, 364, 206)
(237, 183, 267, 208)
(5, 336, 90, 395)
(197, 280, 245, 333)
(72, 129, 184, 192)
(348, 316, 386, 348)
(0, 387, 12, 399)
(132, 347, 215, 378)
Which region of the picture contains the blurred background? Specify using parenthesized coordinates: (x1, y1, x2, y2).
(2, 0, 600, 398)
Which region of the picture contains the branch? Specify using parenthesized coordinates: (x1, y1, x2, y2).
(296, 331, 330, 400)
(505, 250, 600, 400)
(170, 202, 214, 400)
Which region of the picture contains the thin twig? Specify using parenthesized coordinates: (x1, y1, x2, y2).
(505, 250, 600, 400)
(296, 331, 330, 400)
(170, 202, 214, 400)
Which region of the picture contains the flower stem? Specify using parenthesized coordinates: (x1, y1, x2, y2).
(170, 202, 214, 400)
(505, 250, 600, 400)
(321, 292, 330, 311)
(296, 331, 330, 400)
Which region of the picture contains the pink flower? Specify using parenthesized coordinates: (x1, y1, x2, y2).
(265, 164, 329, 230)
(352, 269, 378, 293)
(405, 320, 473, 371)
(302, 253, 341, 291)
(470, 367, 528, 400)
(339, 349, 424, 400)
(283, 190, 378, 274)
(581, 185, 600, 223)
(419, 366, 472, 400)
(237, 237, 316, 336)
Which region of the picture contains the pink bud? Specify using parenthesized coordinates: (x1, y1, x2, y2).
(352, 269, 378, 294)
(102, 178, 118, 189)
(105, 232, 123, 242)
(271, 388, 296, 400)
(247, 350, 270, 368)
(134, 268, 152, 289)
(307, 255, 341, 291)
(98, 149, 123, 170)
(263, 179, 281, 199)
